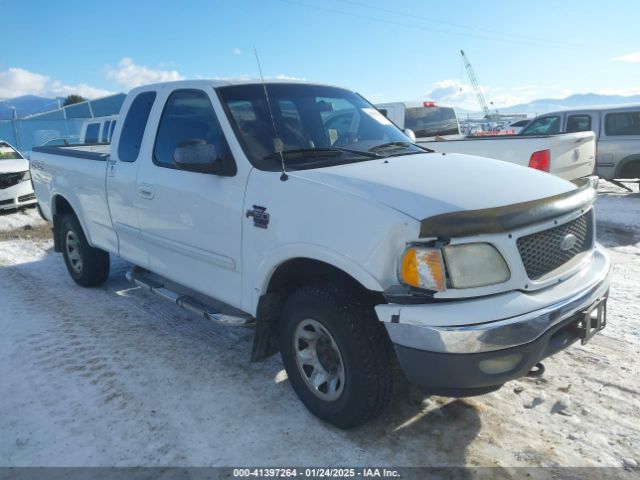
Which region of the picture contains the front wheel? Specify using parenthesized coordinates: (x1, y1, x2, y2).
(60, 214, 110, 287)
(279, 285, 393, 429)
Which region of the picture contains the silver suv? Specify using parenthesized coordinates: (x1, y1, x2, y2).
(521, 105, 640, 182)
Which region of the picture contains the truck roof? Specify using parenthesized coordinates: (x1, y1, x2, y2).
(128, 78, 344, 94)
(544, 103, 640, 115)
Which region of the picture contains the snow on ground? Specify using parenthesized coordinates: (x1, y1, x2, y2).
(0, 186, 638, 470)
(0, 206, 45, 232)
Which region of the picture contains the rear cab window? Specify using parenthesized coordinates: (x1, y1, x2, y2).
(520, 116, 561, 135)
(101, 121, 112, 143)
(84, 123, 100, 143)
(118, 91, 157, 162)
(604, 111, 640, 136)
(566, 114, 592, 133)
(404, 106, 459, 137)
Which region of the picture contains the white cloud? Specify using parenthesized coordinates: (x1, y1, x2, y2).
(611, 52, 640, 62)
(232, 48, 242, 55)
(426, 79, 489, 110)
(0, 67, 113, 100)
(106, 57, 184, 90)
(0, 67, 49, 98)
(596, 86, 640, 96)
(275, 74, 306, 81)
(425, 80, 575, 111)
(49, 81, 113, 99)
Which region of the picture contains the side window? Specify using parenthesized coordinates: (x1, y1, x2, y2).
(566, 115, 592, 133)
(118, 91, 157, 162)
(154, 89, 233, 171)
(109, 121, 117, 139)
(101, 121, 111, 142)
(85, 123, 100, 143)
(605, 111, 640, 136)
(520, 116, 560, 136)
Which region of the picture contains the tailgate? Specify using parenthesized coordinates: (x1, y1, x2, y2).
(549, 131, 596, 180)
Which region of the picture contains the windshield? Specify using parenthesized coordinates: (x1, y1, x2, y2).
(0, 142, 23, 160)
(404, 106, 459, 137)
(217, 84, 425, 170)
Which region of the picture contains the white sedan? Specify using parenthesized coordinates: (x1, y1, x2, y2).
(0, 141, 36, 211)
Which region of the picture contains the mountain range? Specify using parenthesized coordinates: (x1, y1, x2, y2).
(457, 93, 640, 117)
(0, 95, 61, 120)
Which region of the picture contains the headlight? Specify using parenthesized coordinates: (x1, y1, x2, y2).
(399, 247, 446, 291)
(443, 243, 510, 289)
(22, 170, 31, 181)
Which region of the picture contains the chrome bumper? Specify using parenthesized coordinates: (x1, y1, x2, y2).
(376, 245, 611, 354)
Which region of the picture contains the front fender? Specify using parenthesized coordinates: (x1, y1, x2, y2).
(246, 243, 385, 315)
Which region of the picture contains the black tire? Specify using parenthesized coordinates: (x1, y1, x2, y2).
(59, 214, 110, 287)
(279, 284, 393, 429)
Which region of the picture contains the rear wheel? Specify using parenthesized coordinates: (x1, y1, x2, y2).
(60, 214, 110, 287)
(279, 284, 393, 429)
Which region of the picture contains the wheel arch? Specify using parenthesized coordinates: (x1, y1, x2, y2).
(51, 194, 91, 252)
(250, 255, 386, 362)
(615, 153, 640, 179)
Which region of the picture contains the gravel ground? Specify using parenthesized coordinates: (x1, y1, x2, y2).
(0, 184, 638, 470)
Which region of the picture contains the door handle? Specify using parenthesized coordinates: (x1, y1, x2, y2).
(138, 184, 155, 200)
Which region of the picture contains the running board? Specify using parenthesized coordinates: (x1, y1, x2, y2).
(125, 267, 255, 327)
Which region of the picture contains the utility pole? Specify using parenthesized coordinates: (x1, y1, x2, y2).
(11, 107, 20, 150)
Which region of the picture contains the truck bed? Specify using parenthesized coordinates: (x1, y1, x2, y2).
(30, 143, 116, 254)
(419, 131, 596, 180)
(32, 143, 111, 161)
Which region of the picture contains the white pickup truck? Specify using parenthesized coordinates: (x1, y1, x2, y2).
(31, 80, 611, 428)
(376, 101, 596, 180)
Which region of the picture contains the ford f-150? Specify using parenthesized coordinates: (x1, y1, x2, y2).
(31, 80, 611, 428)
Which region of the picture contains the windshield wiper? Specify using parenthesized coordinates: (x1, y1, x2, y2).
(263, 148, 342, 161)
(263, 147, 380, 161)
(369, 141, 413, 152)
(332, 147, 382, 159)
(369, 141, 433, 155)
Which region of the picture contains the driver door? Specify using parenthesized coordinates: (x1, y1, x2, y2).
(135, 88, 245, 306)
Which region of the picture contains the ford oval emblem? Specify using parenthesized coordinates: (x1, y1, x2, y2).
(560, 233, 577, 251)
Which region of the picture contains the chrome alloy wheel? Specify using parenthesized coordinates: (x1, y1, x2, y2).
(293, 318, 345, 401)
(65, 230, 83, 274)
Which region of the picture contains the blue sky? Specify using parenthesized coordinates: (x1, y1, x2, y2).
(1, 0, 639, 109)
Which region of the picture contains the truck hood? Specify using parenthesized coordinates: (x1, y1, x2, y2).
(290, 153, 576, 220)
(0, 158, 30, 174)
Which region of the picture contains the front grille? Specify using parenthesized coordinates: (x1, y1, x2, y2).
(18, 193, 36, 202)
(517, 212, 593, 280)
(0, 172, 24, 190)
(0, 198, 13, 206)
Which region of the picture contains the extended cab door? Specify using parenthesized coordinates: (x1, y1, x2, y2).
(106, 90, 157, 267)
(135, 87, 246, 307)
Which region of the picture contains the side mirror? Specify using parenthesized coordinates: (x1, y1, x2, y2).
(173, 139, 221, 174)
(404, 128, 416, 142)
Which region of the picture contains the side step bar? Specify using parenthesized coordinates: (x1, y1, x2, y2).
(126, 267, 255, 327)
